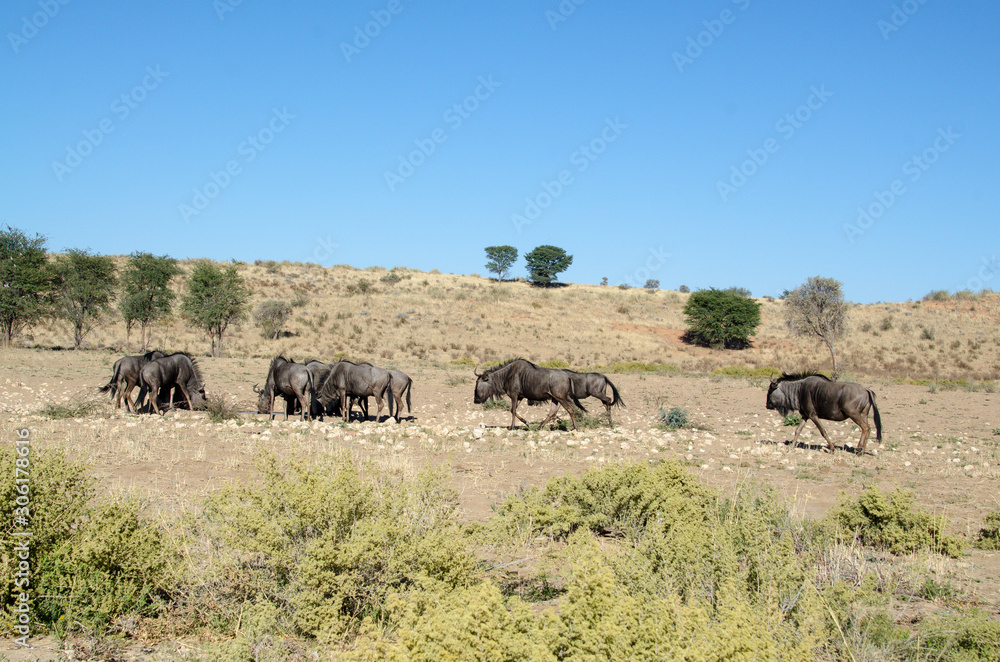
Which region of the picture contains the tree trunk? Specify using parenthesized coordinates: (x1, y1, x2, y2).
(826, 338, 839, 379)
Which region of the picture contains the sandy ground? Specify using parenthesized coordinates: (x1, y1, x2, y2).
(2, 348, 999, 657)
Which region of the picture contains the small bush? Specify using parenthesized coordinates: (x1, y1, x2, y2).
(827, 486, 965, 557)
(644, 279, 659, 290)
(679, 285, 690, 293)
(977, 511, 1000, 550)
(253, 300, 293, 340)
(205, 394, 242, 423)
(39, 400, 99, 419)
(481, 398, 508, 411)
(657, 406, 689, 430)
(783, 412, 803, 427)
(923, 290, 951, 302)
(538, 359, 570, 369)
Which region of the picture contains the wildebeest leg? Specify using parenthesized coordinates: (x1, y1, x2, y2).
(118, 379, 130, 411)
(848, 411, 871, 454)
(509, 397, 530, 429)
(176, 385, 194, 411)
(552, 397, 579, 430)
(789, 417, 809, 446)
(809, 415, 836, 452)
(536, 401, 561, 429)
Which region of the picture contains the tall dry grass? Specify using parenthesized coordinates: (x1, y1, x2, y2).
(19, 259, 1000, 382)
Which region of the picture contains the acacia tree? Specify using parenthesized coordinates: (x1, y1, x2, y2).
(52, 249, 118, 348)
(784, 276, 848, 377)
(119, 252, 180, 351)
(253, 299, 293, 340)
(181, 261, 250, 357)
(524, 245, 572, 286)
(683, 288, 761, 349)
(0, 226, 55, 347)
(484, 245, 518, 282)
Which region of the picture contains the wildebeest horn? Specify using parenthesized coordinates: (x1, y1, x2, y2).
(473, 366, 480, 377)
(252, 383, 261, 394)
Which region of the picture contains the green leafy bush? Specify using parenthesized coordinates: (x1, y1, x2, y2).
(0, 446, 178, 632)
(201, 454, 479, 639)
(783, 412, 803, 426)
(683, 288, 762, 349)
(826, 486, 964, 557)
(977, 511, 1000, 550)
(657, 406, 688, 430)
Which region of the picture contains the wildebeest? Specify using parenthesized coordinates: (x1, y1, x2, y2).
(766, 372, 882, 453)
(134, 352, 207, 415)
(316, 360, 394, 422)
(255, 356, 314, 420)
(561, 369, 624, 424)
(473, 359, 587, 430)
(98, 350, 165, 412)
(354, 368, 412, 423)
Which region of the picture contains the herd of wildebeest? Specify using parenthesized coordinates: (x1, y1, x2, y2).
(98, 351, 883, 454)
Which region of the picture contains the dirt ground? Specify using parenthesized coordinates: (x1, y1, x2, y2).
(2, 348, 999, 657)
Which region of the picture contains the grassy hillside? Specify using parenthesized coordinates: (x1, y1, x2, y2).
(21, 259, 1000, 382)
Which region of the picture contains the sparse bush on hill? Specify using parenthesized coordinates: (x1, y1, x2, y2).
(644, 279, 659, 290)
(683, 288, 761, 349)
(784, 276, 848, 376)
(484, 245, 518, 282)
(679, 284, 690, 293)
(254, 299, 294, 339)
(181, 261, 250, 357)
(924, 289, 951, 302)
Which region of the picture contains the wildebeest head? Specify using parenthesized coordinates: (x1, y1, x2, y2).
(253, 383, 271, 414)
(473, 367, 496, 404)
(766, 379, 792, 416)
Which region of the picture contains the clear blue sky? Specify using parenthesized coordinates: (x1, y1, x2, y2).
(3, 0, 997, 303)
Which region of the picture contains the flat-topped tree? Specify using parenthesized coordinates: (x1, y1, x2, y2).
(484, 245, 518, 282)
(525, 245, 572, 286)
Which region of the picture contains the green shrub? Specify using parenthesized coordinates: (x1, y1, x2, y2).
(826, 486, 965, 557)
(977, 511, 1000, 550)
(205, 393, 243, 423)
(538, 359, 569, 369)
(711, 365, 782, 379)
(783, 412, 803, 427)
(202, 454, 479, 638)
(0, 446, 178, 633)
(683, 288, 762, 349)
(38, 400, 99, 419)
(923, 290, 951, 302)
(591, 361, 679, 374)
(481, 398, 508, 410)
(657, 406, 688, 430)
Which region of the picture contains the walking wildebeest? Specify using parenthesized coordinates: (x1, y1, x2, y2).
(98, 350, 165, 412)
(354, 368, 412, 423)
(473, 359, 587, 430)
(255, 356, 314, 421)
(766, 373, 882, 453)
(316, 360, 394, 422)
(561, 369, 624, 424)
(134, 352, 207, 415)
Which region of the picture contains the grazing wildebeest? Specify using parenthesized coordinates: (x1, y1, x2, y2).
(134, 352, 207, 415)
(354, 368, 412, 423)
(316, 360, 394, 423)
(303, 360, 342, 419)
(255, 356, 314, 421)
(473, 359, 587, 430)
(98, 350, 166, 412)
(766, 372, 882, 453)
(561, 369, 624, 424)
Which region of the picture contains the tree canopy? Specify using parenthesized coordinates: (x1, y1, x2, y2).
(484, 245, 518, 282)
(181, 261, 250, 357)
(0, 225, 56, 347)
(524, 245, 572, 286)
(683, 288, 761, 349)
(784, 276, 849, 376)
(52, 249, 118, 348)
(119, 252, 180, 351)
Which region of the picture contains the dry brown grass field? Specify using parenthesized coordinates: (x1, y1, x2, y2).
(18, 259, 1000, 382)
(3, 260, 1000, 659)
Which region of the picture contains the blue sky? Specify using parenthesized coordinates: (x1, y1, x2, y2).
(3, 0, 997, 303)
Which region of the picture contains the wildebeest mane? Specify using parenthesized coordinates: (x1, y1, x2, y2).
(775, 371, 831, 384)
(163, 351, 203, 384)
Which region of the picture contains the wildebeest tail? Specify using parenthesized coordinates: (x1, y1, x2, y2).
(606, 377, 625, 409)
(386, 375, 394, 415)
(404, 380, 412, 413)
(98, 362, 121, 395)
(869, 390, 882, 441)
